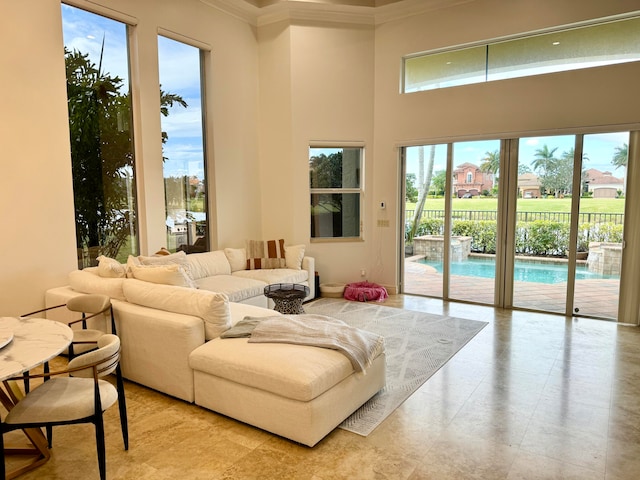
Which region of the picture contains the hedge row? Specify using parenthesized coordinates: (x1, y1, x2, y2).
(408, 219, 623, 257)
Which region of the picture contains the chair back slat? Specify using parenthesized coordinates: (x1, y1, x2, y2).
(68, 334, 120, 379)
(66, 294, 111, 315)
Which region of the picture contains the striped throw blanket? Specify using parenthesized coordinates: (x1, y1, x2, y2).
(247, 314, 385, 373)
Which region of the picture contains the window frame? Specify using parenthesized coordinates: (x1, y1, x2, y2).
(403, 14, 640, 93)
(61, 4, 140, 267)
(157, 33, 211, 254)
(309, 144, 364, 242)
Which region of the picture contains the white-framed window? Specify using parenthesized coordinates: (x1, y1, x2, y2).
(62, 4, 139, 267)
(466, 172, 473, 183)
(309, 146, 363, 239)
(158, 35, 209, 254)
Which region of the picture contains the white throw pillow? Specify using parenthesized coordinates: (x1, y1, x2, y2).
(130, 264, 196, 288)
(126, 255, 141, 278)
(96, 255, 127, 278)
(284, 244, 306, 270)
(138, 250, 196, 283)
(138, 250, 187, 265)
(123, 279, 231, 340)
(186, 251, 231, 279)
(224, 248, 246, 272)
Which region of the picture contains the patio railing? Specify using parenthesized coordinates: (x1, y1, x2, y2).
(405, 209, 625, 224)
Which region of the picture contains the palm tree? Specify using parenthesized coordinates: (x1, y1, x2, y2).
(560, 147, 589, 195)
(480, 150, 500, 176)
(532, 145, 558, 172)
(407, 145, 436, 244)
(612, 143, 629, 195)
(532, 145, 559, 196)
(480, 150, 500, 191)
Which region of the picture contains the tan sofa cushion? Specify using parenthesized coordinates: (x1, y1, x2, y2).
(189, 338, 354, 402)
(123, 279, 231, 340)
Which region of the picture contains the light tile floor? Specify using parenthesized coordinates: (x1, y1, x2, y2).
(4, 295, 640, 479)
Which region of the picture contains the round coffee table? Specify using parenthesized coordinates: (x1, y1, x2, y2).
(264, 283, 310, 314)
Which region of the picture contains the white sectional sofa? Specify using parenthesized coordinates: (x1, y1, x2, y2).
(43, 248, 386, 446)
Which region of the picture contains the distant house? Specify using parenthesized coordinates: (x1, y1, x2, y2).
(453, 162, 494, 197)
(518, 173, 541, 198)
(584, 169, 624, 198)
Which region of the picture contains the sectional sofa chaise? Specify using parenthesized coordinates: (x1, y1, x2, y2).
(43, 247, 386, 446)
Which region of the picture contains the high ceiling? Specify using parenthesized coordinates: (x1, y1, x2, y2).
(242, 1, 405, 7)
(205, 0, 472, 25)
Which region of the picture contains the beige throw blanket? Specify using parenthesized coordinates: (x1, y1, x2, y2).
(247, 314, 385, 373)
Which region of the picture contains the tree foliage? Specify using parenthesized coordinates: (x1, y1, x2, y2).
(480, 150, 500, 176)
(405, 173, 419, 203)
(612, 143, 628, 170)
(66, 46, 186, 264)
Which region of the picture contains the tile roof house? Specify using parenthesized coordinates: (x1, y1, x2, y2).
(584, 168, 624, 198)
(452, 162, 494, 198)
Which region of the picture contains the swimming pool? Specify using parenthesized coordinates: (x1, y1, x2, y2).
(418, 256, 619, 284)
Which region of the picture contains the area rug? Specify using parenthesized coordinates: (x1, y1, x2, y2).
(304, 297, 488, 436)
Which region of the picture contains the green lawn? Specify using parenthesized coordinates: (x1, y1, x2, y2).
(406, 197, 625, 214)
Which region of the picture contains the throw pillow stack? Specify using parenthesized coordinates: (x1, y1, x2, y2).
(96, 251, 196, 288)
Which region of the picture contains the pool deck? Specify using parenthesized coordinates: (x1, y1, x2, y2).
(404, 257, 619, 320)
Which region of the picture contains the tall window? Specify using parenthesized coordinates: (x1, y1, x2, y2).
(309, 146, 363, 239)
(62, 5, 138, 267)
(158, 36, 208, 253)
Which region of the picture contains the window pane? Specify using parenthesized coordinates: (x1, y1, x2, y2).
(309, 148, 361, 188)
(488, 17, 640, 81)
(404, 46, 487, 92)
(62, 5, 138, 267)
(404, 15, 640, 92)
(311, 193, 360, 238)
(158, 36, 208, 253)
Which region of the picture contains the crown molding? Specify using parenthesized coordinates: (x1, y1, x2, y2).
(200, 0, 475, 27)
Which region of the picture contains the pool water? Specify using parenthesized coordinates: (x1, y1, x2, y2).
(418, 256, 619, 284)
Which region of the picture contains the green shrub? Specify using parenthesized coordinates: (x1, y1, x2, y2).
(407, 217, 621, 256)
(453, 220, 497, 253)
(519, 220, 569, 256)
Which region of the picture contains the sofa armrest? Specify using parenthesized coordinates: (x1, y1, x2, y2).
(114, 301, 204, 402)
(302, 256, 315, 300)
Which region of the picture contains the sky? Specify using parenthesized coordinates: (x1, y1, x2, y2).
(61, 4, 205, 180)
(406, 132, 629, 179)
(61, 5, 629, 186)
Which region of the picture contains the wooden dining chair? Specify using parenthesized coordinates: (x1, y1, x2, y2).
(0, 334, 129, 480)
(22, 294, 117, 360)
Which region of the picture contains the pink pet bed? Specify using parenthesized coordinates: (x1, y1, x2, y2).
(343, 281, 388, 302)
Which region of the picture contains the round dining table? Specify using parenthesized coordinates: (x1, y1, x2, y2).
(0, 316, 73, 479)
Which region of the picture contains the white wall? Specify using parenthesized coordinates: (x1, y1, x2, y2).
(258, 19, 376, 285)
(0, 0, 76, 316)
(0, 0, 260, 315)
(3, 0, 640, 316)
(372, 0, 640, 292)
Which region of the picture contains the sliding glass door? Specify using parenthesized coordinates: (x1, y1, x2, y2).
(402, 131, 630, 321)
(511, 135, 575, 314)
(403, 140, 500, 306)
(572, 133, 627, 319)
(404, 145, 447, 299)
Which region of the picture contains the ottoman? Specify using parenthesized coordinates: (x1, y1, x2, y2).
(189, 337, 386, 446)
